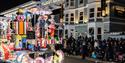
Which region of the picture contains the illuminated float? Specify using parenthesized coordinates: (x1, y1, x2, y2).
(12, 4, 62, 49)
(0, 18, 11, 41)
(0, 42, 11, 61)
(14, 8, 27, 50)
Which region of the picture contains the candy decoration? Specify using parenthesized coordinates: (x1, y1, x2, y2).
(16, 15, 25, 21)
(0, 42, 10, 60)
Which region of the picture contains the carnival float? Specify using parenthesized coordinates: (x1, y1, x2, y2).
(0, 2, 64, 62)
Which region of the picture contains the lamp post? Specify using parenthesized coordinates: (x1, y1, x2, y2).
(59, 0, 64, 39)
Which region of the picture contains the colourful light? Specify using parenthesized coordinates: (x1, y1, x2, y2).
(18, 20, 24, 35)
(18, 8, 24, 14)
(29, 7, 38, 14)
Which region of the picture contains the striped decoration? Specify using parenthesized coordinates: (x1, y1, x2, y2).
(0, 43, 10, 60)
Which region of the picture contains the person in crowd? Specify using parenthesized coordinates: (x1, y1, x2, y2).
(113, 41, 119, 61)
(66, 34, 75, 55)
(81, 41, 88, 59)
(87, 42, 93, 57)
(62, 38, 67, 54)
(94, 40, 99, 49)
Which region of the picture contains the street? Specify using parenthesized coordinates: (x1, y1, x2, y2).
(64, 56, 94, 63)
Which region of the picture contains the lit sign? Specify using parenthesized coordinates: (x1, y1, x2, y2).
(114, 6, 125, 17)
(115, 6, 125, 12)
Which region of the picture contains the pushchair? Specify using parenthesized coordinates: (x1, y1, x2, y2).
(115, 52, 125, 63)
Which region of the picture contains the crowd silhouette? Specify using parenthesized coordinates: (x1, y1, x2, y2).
(63, 35, 125, 63)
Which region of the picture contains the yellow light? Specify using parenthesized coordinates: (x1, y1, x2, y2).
(29, 7, 38, 13)
(106, 7, 109, 15)
(75, 21, 78, 24)
(74, 19, 78, 24)
(115, 6, 125, 12)
(18, 8, 24, 13)
(106, 0, 111, 3)
(75, 16, 79, 24)
(84, 16, 88, 23)
(102, 10, 106, 16)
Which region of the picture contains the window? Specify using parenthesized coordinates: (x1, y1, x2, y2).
(65, 14, 69, 24)
(90, 13, 94, 18)
(97, 28, 101, 34)
(71, 29, 74, 31)
(97, 12, 102, 17)
(89, 8, 95, 18)
(79, 12, 83, 20)
(65, 0, 69, 7)
(89, 18, 95, 22)
(89, 28, 94, 35)
(90, 8, 94, 12)
(98, 7, 102, 11)
(65, 3, 69, 7)
(79, 12, 83, 23)
(79, 0, 83, 4)
(70, 13, 74, 21)
(70, 0, 74, 6)
(97, 27, 102, 40)
(97, 7, 102, 17)
(96, 18, 102, 21)
(66, 0, 69, 2)
(65, 29, 68, 34)
(65, 14, 69, 21)
(97, 35, 102, 40)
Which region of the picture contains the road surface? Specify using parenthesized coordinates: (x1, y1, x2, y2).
(64, 56, 94, 63)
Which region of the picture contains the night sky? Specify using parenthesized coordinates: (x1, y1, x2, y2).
(0, 0, 30, 13)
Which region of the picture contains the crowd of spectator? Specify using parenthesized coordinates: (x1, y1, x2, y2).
(63, 35, 125, 62)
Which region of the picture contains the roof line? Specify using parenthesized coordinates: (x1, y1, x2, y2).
(0, 1, 37, 15)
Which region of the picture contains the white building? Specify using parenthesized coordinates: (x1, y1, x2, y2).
(64, 0, 125, 40)
(64, 0, 103, 39)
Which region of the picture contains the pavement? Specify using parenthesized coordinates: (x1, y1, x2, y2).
(65, 55, 116, 63)
(64, 55, 93, 63)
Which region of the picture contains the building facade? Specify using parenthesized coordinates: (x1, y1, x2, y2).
(64, 0, 125, 39)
